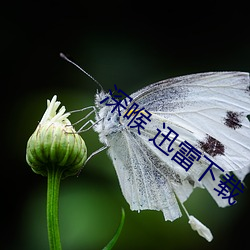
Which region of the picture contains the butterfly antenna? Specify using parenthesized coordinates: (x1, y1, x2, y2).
(60, 53, 104, 91)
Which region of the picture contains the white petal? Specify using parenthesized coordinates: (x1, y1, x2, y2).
(40, 95, 71, 125)
(188, 215, 213, 242)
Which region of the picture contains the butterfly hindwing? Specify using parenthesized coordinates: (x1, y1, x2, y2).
(107, 128, 183, 221)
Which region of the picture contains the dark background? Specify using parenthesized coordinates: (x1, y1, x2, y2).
(2, 1, 250, 250)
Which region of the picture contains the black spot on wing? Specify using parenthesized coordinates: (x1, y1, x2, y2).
(186, 177, 195, 187)
(246, 84, 250, 94)
(198, 135, 225, 157)
(247, 114, 250, 122)
(224, 111, 243, 130)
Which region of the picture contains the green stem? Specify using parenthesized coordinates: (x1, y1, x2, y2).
(47, 165, 63, 250)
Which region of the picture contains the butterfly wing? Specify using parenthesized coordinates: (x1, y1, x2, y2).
(130, 72, 250, 174)
(106, 128, 183, 221)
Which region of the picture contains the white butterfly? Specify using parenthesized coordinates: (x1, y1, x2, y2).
(89, 72, 250, 241)
(60, 53, 250, 242)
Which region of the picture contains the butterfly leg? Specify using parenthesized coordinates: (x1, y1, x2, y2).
(77, 119, 98, 132)
(77, 145, 108, 175)
(85, 145, 108, 165)
(70, 106, 96, 126)
(69, 106, 100, 132)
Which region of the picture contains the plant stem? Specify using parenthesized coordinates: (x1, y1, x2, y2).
(47, 165, 63, 250)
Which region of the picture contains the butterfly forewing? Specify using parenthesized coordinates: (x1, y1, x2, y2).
(129, 72, 250, 173)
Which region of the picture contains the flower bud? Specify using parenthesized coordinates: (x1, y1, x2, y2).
(26, 95, 87, 178)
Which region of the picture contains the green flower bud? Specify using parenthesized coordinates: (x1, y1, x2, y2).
(26, 95, 87, 178)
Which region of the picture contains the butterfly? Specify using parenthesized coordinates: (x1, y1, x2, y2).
(91, 72, 250, 240)
(61, 55, 250, 241)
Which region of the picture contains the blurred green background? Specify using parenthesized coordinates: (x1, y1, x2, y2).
(2, 2, 250, 250)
